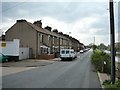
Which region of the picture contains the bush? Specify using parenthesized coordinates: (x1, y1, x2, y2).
(103, 80, 111, 85)
(91, 49, 111, 74)
(115, 80, 120, 87)
(103, 80, 120, 89)
(105, 84, 117, 89)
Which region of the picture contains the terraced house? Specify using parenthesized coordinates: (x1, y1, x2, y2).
(5, 19, 83, 59)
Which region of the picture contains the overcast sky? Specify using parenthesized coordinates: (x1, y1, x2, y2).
(1, 0, 120, 45)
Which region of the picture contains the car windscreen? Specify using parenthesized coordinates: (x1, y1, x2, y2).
(71, 51, 74, 53)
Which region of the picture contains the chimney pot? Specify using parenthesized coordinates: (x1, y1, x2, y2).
(33, 20, 42, 28)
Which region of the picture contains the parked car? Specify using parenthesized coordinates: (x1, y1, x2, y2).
(60, 49, 77, 61)
(80, 50, 83, 53)
(0, 53, 8, 63)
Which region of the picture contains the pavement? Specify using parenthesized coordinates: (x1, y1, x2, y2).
(0, 58, 61, 67)
(97, 72, 110, 88)
(1, 58, 61, 76)
(97, 62, 119, 89)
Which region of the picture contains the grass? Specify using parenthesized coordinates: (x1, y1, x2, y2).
(103, 80, 120, 89)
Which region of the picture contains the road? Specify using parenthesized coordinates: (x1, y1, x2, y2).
(2, 50, 101, 88)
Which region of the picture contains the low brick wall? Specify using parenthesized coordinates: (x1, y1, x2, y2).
(37, 54, 55, 60)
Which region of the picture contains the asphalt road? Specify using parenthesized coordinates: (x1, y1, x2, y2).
(2, 50, 101, 88)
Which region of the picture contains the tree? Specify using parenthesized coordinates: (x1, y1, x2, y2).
(98, 43, 107, 50)
(93, 45, 97, 51)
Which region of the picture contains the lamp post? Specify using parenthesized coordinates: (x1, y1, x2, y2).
(94, 36, 95, 45)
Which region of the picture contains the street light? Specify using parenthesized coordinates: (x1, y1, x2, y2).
(94, 36, 95, 45)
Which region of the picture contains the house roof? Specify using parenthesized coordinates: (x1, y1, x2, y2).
(5, 19, 72, 42)
(27, 22, 48, 34)
(26, 21, 67, 40)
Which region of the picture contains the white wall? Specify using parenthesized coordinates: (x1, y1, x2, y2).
(19, 48, 29, 60)
(0, 39, 19, 56)
(0, 39, 30, 60)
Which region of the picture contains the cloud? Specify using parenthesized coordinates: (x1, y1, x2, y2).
(2, 2, 108, 23)
(2, 17, 15, 34)
(2, 1, 118, 45)
(42, 16, 70, 33)
(17, 9, 29, 15)
(2, 0, 109, 2)
(74, 16, 99, 34)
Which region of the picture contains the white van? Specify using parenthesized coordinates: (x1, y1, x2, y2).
(60, 49, 77, 60)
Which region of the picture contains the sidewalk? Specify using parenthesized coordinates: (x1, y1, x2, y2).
(1, 58, 61, 76)
(0, 58, 61, 67)
(98, 72, 110, 88)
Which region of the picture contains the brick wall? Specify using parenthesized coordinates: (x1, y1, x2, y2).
(37, 54, 55, 60)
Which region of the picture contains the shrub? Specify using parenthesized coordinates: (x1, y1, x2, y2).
(103, 80, 111, 85)
(115, 80, 120, 87)
(105, 84, 117, 89)
(91, 49, 111, 74)
(103, 80, 120, 89)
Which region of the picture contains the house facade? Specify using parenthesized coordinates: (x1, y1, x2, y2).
(5, 19, 84, 60)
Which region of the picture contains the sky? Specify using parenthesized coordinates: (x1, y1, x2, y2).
(1, 0, 120, 46)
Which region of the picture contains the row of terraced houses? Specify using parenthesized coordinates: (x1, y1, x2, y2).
(4, 19, 84, 59)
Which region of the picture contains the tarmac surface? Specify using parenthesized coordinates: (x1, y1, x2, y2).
(2, 50, 102, 88)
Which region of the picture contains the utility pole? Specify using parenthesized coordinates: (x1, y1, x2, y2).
(109, 0, 115, 84)
(94, 36, 95, 45)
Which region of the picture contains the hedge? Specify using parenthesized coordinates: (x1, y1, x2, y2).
(91, 49, 111, 74)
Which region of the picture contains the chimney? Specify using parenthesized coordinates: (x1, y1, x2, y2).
(17, 19, 27, 22)
(53, 29, 58, 33)
(33, 20, 42, 28)
(44, 26, 52, 32)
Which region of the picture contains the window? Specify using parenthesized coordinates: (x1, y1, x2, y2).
(41, 47, 43, 54)
(41, 47, 48, 54)
(60, 39, 62, 45)
(66, 50, 69, 54)
(57, 38, 59, 45)
(40, 34, 43, 43)
(61, 50, 65, 54)
(1, 42, 6, 47)
(48, 35, 50, 44)
(53, 37, 55, 44)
